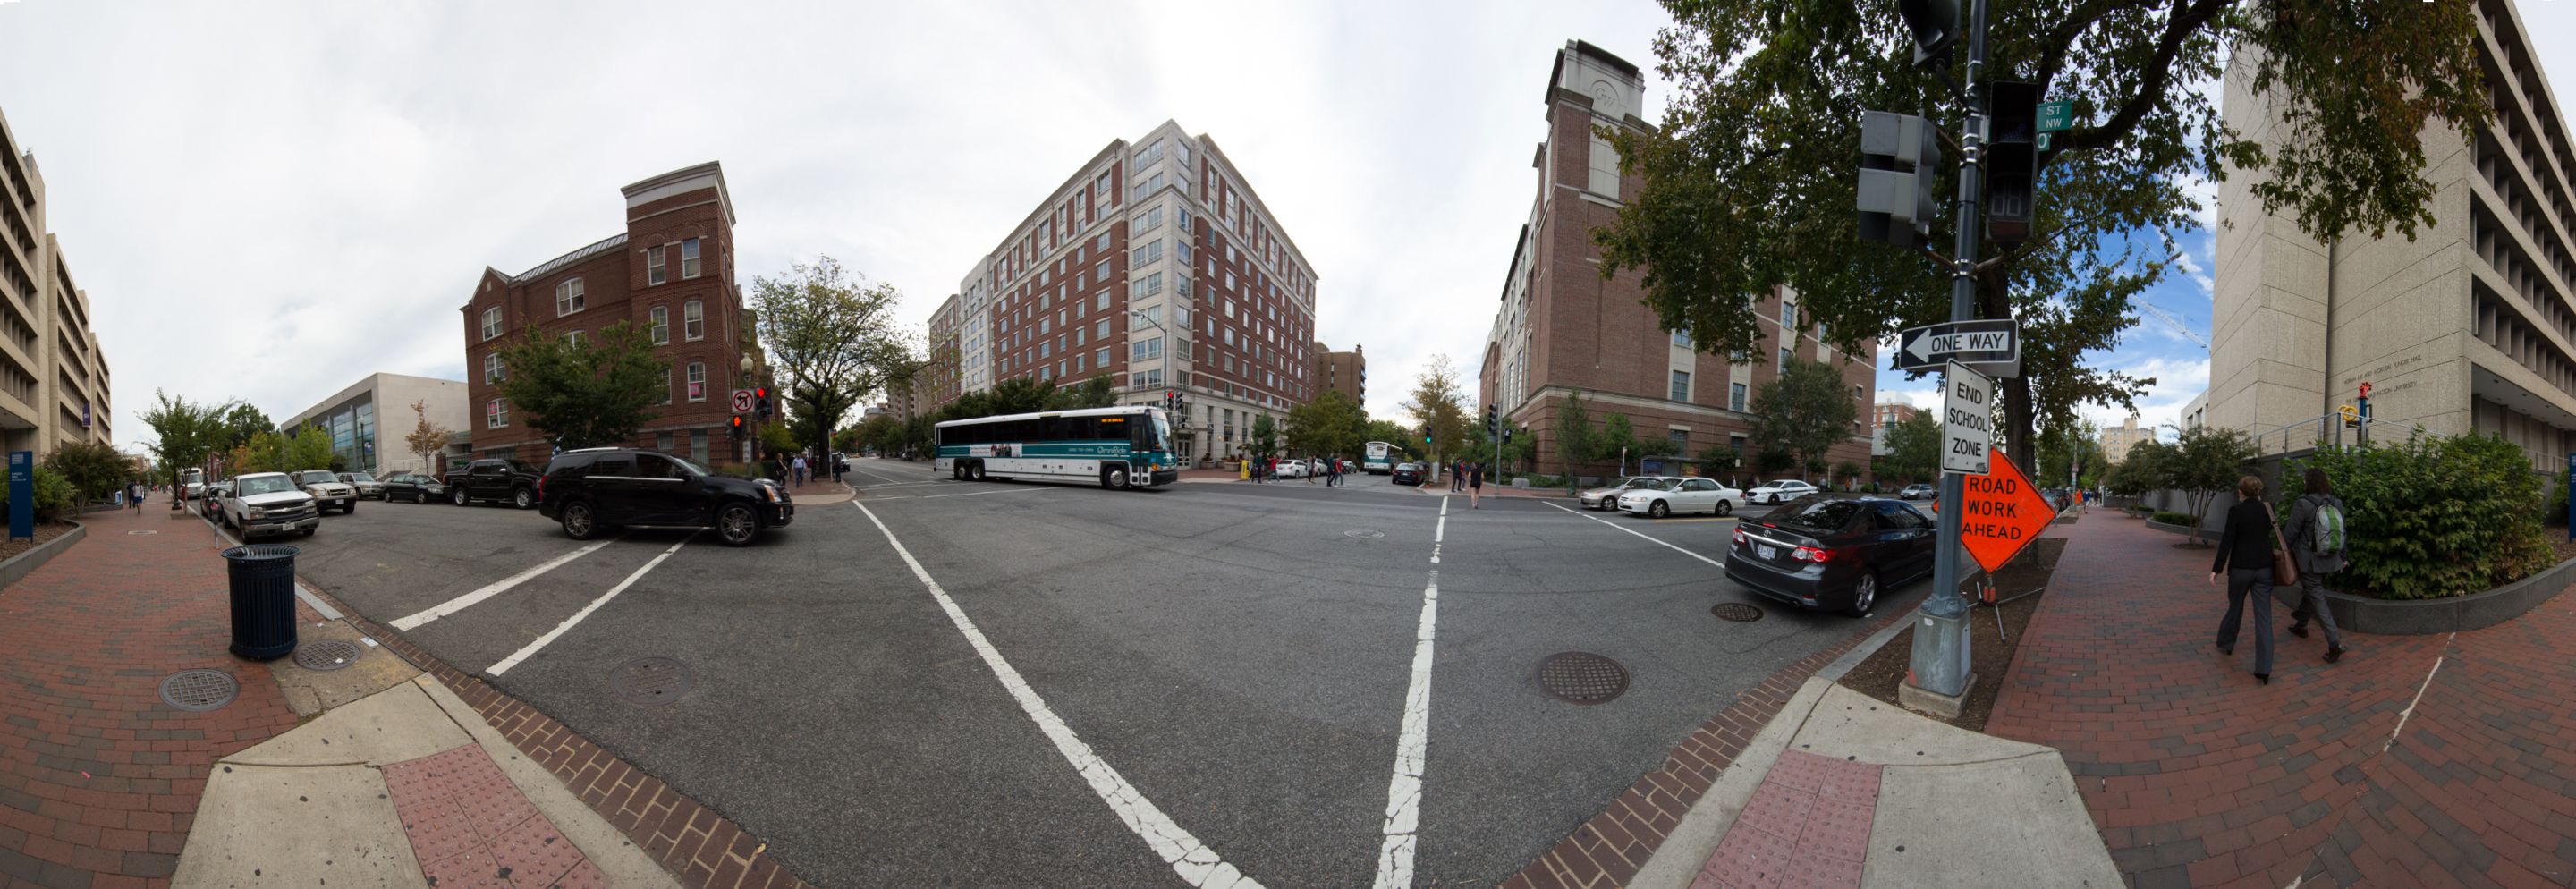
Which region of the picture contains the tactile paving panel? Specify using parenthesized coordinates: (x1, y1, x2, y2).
(382, 744, 592, 889)
(1690, 749, 1885, 889)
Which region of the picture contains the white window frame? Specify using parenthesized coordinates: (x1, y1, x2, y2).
(681, 238, 702, 278)
(555, 278, 585, 317)
(684, 301, 704, 341)
(486, 399, 508, 429)
(649, 306, 669, 344)
(479, 307, 501, 341)
(648, 246, 667, 285)
(687, 361, 708, 402)
(483, 352, 504, 384)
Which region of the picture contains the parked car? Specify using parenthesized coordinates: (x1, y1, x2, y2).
(1390, 462, 1424, 486)
(294, 470, 359, 514)
(336, 471, 386, 500)
(199, 480, 234, 516)
(1618, 477, 1743, 518)
(182, 481, 208, 501)
(377, 471, 446, 504)
(446, 458, 543, 508)
(1898, 483, 1936, 501)
(536, 448, 793, 546)
(216, 472, 321, 538)
(1748, 478, 1821, 504)
(1581, 476, 1677, 511)
(1725, 495, 1935, 617)
(1275, 459, 1313, 479)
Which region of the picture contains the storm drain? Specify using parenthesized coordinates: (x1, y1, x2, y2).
(1712, 603, 1765, 622)
(293, 639, 362, 672)
(1538, 652, 1630, 705)
(158, 670, 239, 712)
(1343, 529, 1385, 538)
(610, 657, 695, 706)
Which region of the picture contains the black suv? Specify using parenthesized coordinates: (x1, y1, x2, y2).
(447, 458, 543, 508)
(536, 448, 792, 546)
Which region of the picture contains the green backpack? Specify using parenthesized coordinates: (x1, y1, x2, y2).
(2309, 497, 2347, 555)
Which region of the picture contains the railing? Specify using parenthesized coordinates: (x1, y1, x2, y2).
(2244, 413, 2384, 454)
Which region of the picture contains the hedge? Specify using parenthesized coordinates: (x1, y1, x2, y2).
(2284, 431, 2555, 600)
(2150, 511, 2197, 526)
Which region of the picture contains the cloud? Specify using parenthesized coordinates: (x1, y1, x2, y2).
(2076, 355, 2210, 433)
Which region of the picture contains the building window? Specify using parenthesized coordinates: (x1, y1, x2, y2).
(1096, 347, 1110, 368)
(483, 353, 504, 384)
(1778, 348, 1792, 373)
(684, 301, 704, 340)
(681, 238, 702, 278)
(1132, 336, 1163, 360)
(1673, 330, 1690, 348)
(1781, 301, 1797, 329)
(661, 368, 672, 405)
(687, 362, 707, 402)
(1670, 428, 1689, 448)
(648, 246, 667, 285)
(564, 330, 586, 347)
(555, 278, 584, 316)
(649, 306, 669, 344)
(1731, 382, 1747, 411)
(479, 307, 501, 341)
(487, 399, 508, 428)
(1670, 370, 1690, 402)
(691, 430, 708, 464)
(1095, 171, 1110, 195)
(1852, 385, 1863, 401)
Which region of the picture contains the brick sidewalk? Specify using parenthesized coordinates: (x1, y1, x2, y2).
(0, 495, 309, 889)
(1987, 513, 2576, 888)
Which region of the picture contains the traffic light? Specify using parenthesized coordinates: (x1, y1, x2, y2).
(1985, 80, 2042, 243)
(2339, 404, 2360, 428)
(753, 386, 773, 420)
(1858, 111, 1942, 249)
(729, 415, 746, 439)
(1896, 0, 1959, 70)
(1422, 424, 1432, 444)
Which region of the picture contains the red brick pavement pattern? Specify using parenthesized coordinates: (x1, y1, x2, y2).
(1502, 608, 1911, 889)
(1986, 514, 2576, 889)
(1689, 750, 1879, 889)
(0, 498, 310, 889)
(384, 744, 603, 889)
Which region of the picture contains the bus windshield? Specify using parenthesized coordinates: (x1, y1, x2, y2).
(1153, 413, 1173, 453)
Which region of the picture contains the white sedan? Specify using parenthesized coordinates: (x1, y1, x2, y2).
(1618, 477, 1743, 518)
(1581, 476, 1678, 510)
(1748, 478, 1821, 504)
(1273, 459, 1314, 478)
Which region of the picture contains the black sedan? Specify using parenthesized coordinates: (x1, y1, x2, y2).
(377, 471, 447, 504)
(1724, 495, 1936, 616)
(1390, 461, 1424, 486)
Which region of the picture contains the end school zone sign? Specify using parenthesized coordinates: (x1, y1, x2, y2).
(1941, 361, 1993, 475)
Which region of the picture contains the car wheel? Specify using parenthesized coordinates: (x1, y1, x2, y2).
(1648, 500, 1670, 519)
(716, 503, 758, 546)
(301, 525, 318, 538)
(452, 487, 468, 505)
(345, 500, 357, 514)
(1716, 499, 1733, 517)
(513, 487, 534, 510)
(1104, 466, 1128, 490)
(561, 501, 598, 540)
(1844, 572, 1878, 617)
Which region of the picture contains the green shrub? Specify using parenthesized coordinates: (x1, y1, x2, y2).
(2285, 431, 2555, 599)
(2150, 511, 2197, 526)
(2547, 470, 2570, 527)
(0, 466, 80, 523)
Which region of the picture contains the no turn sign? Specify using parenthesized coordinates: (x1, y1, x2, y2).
(731, 388, 754, 413)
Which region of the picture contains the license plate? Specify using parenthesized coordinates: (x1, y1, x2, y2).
(1756, 544, 1776, 560)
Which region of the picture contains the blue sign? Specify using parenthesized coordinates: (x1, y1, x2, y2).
(2565, 453, 2573, 541)
(7, 451, 30, 542)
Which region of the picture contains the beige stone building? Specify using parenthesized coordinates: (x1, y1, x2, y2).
(2209, 0, 2574, 470)
(2098, 417, 2152, 463)
(279, 373, 470, 477)
(0, 107, 114, 457)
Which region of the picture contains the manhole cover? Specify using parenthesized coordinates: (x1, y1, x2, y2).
(293, 639, 362, 672)
(126, 530, 157, 536)
(609, 657, 694, 706)
(1344, 529, 1385, 538)
(1712, 603, 1764, 622)
(1538, 652, 1630, 705)
(158, 670, 239, 711)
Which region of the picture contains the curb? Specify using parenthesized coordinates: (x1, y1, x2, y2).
(0, 520, 84, 588)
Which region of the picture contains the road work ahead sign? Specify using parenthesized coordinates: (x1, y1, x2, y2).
(1941, 361, 1993, 475)
(1958, 446, 2055, 573)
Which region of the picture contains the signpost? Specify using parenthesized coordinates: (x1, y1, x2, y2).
(2036, 101, 2072, 154)
(731, 389, 755, 414)
(7, 451, 30, 543)
(1941, 361, 1994, 475)
(1958, 446, 2055, 573)
(1895, 318, 2021, 377)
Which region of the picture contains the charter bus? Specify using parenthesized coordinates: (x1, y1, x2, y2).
(935, 405, 1179, 489)
(1363, 441, 1397, 474)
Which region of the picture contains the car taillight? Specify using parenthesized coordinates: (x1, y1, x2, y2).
(1792, 546, 1835, 563)
(1732, 528, 1748, 546)
(536, 476, 546, 498)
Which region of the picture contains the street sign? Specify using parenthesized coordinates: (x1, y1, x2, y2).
(2037, 100, 2074, 132)
(1896, 318, 2020, 375)
(1958, 446, 2055, 573)
(1941, 361, 1994, 475)
(6, 452, 30, 542)
(731, 388, 754, 413)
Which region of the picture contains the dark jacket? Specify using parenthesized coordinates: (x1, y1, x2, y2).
(2211, 499, 2280, 574)
(2285, 493, 2349, 575)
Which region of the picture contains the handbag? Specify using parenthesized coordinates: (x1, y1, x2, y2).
(2262, 502, 2299, 587)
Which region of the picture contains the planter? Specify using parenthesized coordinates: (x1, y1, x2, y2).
(0, 521, 86, 588)
(2270, 555, 2576, 635)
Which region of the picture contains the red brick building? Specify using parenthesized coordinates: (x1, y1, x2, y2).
(1480, 41, 1877, 482)
(461, 162, 753, 466)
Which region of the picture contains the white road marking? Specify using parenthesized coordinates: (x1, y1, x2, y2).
(1372, 569, 1440, 889)
(874, 487, 1055, 501)
(1430, 496, 1448, 564)
(844, 465, 910, 485)
(856, 480, 948, 490)
(2385, 632, 2454, 753)
(1542, 501, 1726, 568)
(852, 502, 1265, 889)
(484, 531, 699, 676)
(388, 538, 620, 631)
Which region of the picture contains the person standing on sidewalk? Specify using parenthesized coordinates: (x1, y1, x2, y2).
(2284, 468, 2350, 663)
(1469, 461, 1484, 509)
(2209, 475, 2284, 684)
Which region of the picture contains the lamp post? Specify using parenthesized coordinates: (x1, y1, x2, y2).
(739, 354, 758, 465)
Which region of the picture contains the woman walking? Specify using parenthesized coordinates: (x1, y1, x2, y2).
(2209, 475, 2287, 684)
(2284, 469, 2350, 663)
(1468, 461, 1484, 509)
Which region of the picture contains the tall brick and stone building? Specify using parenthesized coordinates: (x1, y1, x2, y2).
(2097, 416, 2152, 463)
(0, 107, 114, 456)
(1479, 41, 1876, 480)
(2209, 0, 2576, 470)
(1315, 343, 1365, 406)
(462, 162, 752, 466)
(938, 121, 1320, 464)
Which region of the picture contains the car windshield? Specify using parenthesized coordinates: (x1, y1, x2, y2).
(669, 455, 712, 477)
(298, 470, 336, 484)
(347, 472, 375, 483)
(1779, 497, 1865, 530)
(237, 476, 295, 496)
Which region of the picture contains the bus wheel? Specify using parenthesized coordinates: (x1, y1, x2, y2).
(1104, 466, 1128, 490)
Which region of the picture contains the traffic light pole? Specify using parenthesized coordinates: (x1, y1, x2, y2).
(1911, 0, 1990, 700)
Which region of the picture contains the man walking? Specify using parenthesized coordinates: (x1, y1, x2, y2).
(2285, 468, 2350, 663)
(792, 453, 809, 488)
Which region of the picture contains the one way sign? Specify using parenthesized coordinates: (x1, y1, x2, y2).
(1895, 318, 2020, 376)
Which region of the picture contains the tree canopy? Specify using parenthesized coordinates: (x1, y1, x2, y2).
(752, 256, 914, 460)
(1747, 358, 1862, 480)
(404, 399, 454, 474)
(492, 321, 669, 449)
(1286, 389, 1368, 460)
(141, 390, 225, 487)
(1878, 410, 1942, 484)
(1402, 354, 1470, 466)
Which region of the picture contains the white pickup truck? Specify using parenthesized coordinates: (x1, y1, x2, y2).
(218, 472, 321, 538)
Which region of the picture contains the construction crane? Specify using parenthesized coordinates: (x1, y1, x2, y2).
(2138, 302, 2208, 349)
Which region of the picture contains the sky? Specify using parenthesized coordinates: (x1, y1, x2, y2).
(1, 0, 2571, 455)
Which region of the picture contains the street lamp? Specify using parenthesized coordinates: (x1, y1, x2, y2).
(740, 354, 758, 464)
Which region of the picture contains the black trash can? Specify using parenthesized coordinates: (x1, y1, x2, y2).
(221, 544, 300, 660)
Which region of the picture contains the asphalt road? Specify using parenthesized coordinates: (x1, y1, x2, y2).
(276, 459, 1926, 888)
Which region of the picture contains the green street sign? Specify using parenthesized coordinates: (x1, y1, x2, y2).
(2038, 132, 2052, 152)
(2037, 100, 2074, 133)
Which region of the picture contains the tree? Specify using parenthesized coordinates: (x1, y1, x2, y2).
(1364, 419, 1417, 458)
(1747, 359, 1861, 481)
(1048, 375, 1118, 410)
(403, 399, 454, 475)
(1249, 415, 1279, 460)
(142, 390, 225, 488)
(2037, 419, 2108, 490)
(492, 321, 669, 450)
(1879, 411, 1942, 484)
(1402, 354, 1470, 468)
(1696, 443, 1741, 478)
(983, 377, 1058, 417)
(1834, 461, 1868, 491)
(2104, 439, 2169, 499)
(1554, 393, 1603, 487)
(751, 256, 913, 461)
(1596, 0, 2483, 474)
(1286, 390, 1368, 460)
(1598, 412, 1640, 474)
(280, 426, 335, 471)
(216, 402, 275, 451)
(42, 441, 132, 502)
(1754, 444, 1797, 478)
(759, 422, 798, 457)
(2165, 427, 2260, 545)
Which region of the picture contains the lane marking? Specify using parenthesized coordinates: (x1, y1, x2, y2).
(874, 487, 1055, 501)
(853, 502, 1265, 889)
(1430, 496, 1447, 564)
(1543, 501, 1726, 568)
(484, 531, 699, 676)
(2385, 631, 2455, 753)
(844, 465, 910, 485)
(388, 538, 620, 631)
(1372, 569, 1440, 889)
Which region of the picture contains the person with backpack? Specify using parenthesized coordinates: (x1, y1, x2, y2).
(2284, 468, 2349, 663)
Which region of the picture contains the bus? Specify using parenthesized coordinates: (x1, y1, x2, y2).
(1363, 441, 1397, 475)
(935, 405, 1179, 489)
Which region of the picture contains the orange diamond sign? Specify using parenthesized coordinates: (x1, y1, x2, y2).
(1959, 445, 2055, 573)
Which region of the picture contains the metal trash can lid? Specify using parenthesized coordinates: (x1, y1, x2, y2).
(219, 545, 300, 562)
